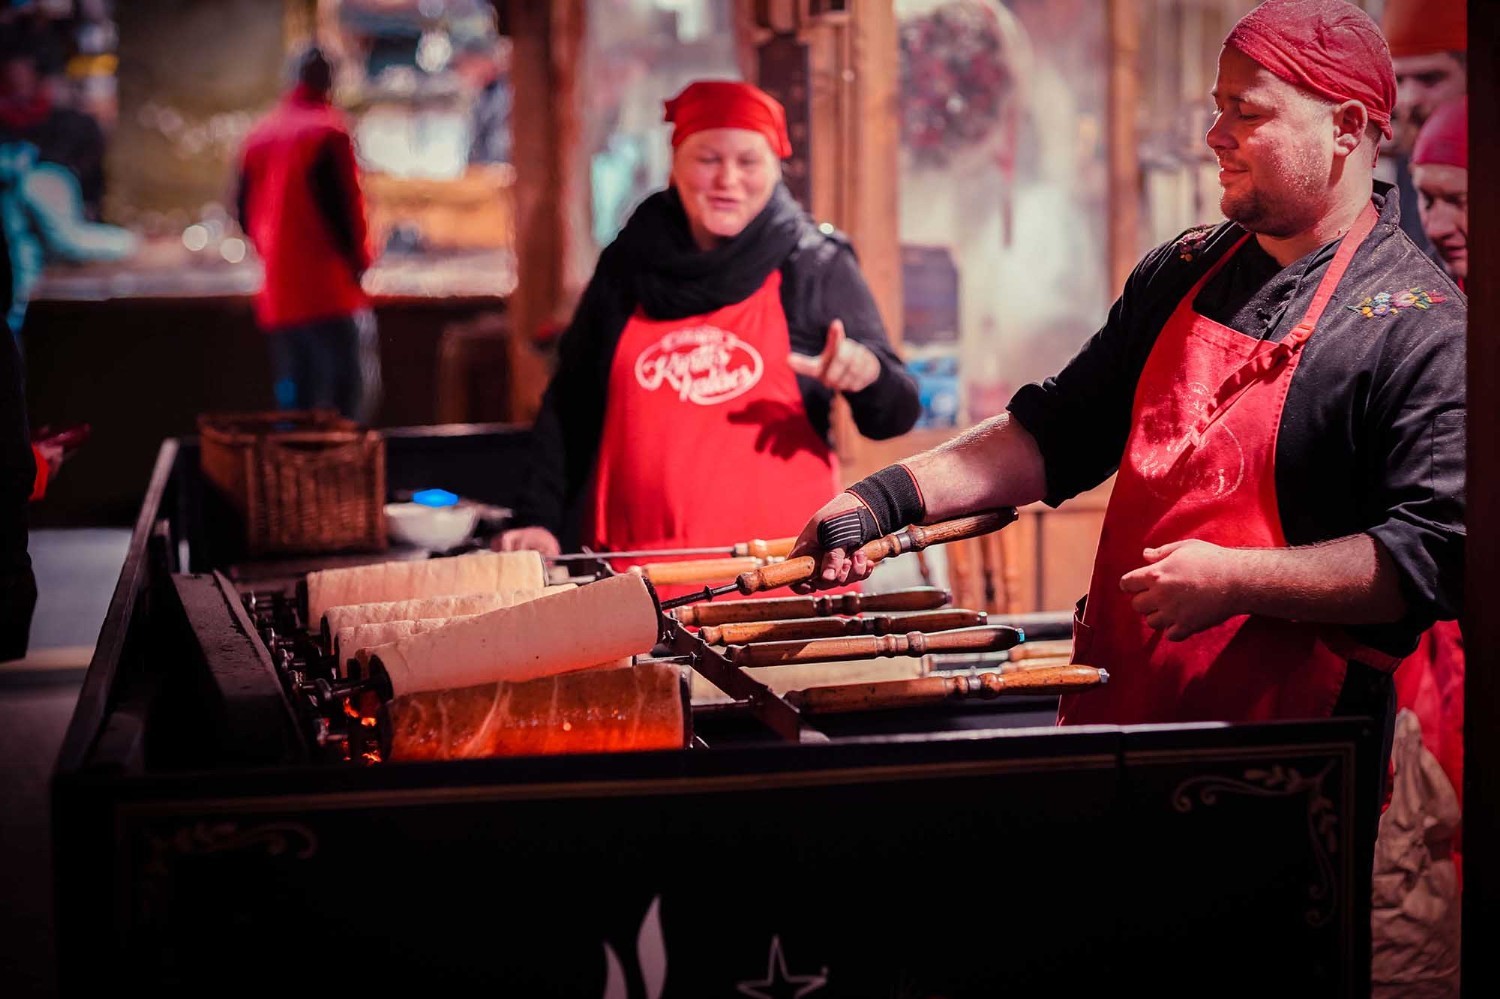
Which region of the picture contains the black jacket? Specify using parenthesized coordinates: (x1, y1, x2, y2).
(1010, 184, 1465, 660)
(1, 220, 37, 660)
(516, 183, 920, 539)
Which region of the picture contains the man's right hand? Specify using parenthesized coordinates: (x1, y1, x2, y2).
(494, 526, 562, 557)
(787, 493, 880, 592)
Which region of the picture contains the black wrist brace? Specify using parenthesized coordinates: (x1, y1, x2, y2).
(846, 463, 925, 536)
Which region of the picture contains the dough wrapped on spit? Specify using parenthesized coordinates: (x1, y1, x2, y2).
(334, 615, 481, 670)
(320, 585, 571, 645)
(386, 661, 686, 761)
(360, 572, 662, 698)
(306, 550, 547, 629)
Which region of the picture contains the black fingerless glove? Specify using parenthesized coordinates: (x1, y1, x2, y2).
(845, 463, 926, 536)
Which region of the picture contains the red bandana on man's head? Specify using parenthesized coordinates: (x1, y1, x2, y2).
(1225, 0, 1396, 140)
(663, 80, 792, 159)
(1412, 97, 1467, 170)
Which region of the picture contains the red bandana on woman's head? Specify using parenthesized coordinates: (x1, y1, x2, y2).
(1412, 97, 1467, 169)
(663, 80, 792, 159)
(1225, 0, 1396, 140)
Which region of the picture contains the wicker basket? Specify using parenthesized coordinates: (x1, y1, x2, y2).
(198, 410, 387, 556)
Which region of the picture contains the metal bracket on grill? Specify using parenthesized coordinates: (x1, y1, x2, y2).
(658, 615, 827, 744)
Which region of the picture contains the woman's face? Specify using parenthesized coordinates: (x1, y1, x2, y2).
(671, 128, 780, 249)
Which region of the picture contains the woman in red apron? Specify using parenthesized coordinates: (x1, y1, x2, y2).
(500, 81, 920, 595)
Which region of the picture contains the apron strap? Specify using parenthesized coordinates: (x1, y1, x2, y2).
(1184, 203, 1381, 445)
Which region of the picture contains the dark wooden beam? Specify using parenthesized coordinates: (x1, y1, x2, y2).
(503, 0, 583, 423)
(1462, 2, 1495, 992)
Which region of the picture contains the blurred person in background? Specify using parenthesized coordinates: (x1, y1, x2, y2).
(235, 45, 380, 423)
(0, 40, 107, 221)
(1411, 96, 1466, 290)
(499, 80, 919, 561)
(1367, 92, 1469, 999)
(1380, 0, 1465, 255)
(0, 137, 135, 345)
(452, 32, 512, 166)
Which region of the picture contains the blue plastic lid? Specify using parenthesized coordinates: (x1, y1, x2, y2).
(412, 488, 460, 508)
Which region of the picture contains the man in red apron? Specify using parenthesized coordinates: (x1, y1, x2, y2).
(795, 0, 1464, 736)
(500, 82, 919, 586)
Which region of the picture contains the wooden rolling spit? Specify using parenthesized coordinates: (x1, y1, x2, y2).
(1004, 639, 1074, 662)
(726, 625, 1024, 668)
(700, 608, 986, 645)
(672, 586, 952, 627)
(732, 511, 1016, 596)
(630, 556, 770, 587)
(787, 664, 1108, 714)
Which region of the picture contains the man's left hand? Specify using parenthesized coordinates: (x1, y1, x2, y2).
(1119, 539, 1242, 641)
(787, 319, 880, 393)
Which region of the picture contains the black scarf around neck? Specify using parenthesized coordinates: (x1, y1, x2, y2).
(614, 182, 806, 320)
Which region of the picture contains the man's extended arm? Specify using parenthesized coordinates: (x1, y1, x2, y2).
(790, 412, 1047, 586)
(1120, 533, 1407, 641)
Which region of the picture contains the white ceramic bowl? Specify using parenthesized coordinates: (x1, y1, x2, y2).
(384, 501, 480, 552)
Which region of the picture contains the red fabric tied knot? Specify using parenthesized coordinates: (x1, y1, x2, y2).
(1225, 0, 1396, 141)
(663, 80, 793, 159)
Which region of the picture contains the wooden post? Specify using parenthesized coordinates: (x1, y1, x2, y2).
(503, 0, 583, 423)
(743, 1, 902, 467)
(1464, 0, 1497, 986)
(1107, 0, 1141, 295)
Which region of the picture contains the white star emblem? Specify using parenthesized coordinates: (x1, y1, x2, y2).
(735, 936, 828, 999)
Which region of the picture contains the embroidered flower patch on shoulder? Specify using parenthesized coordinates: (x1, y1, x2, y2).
(1346, 288, 1447, 318)
(1176, 224, 1215, 262)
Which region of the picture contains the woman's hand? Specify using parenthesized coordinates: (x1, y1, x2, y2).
(788, 319, 880, 393)
(493, 526, 562, 557)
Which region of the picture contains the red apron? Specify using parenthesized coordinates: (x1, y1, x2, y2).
(591, 272, 840, 595)
(1060, 206, 1385, 726)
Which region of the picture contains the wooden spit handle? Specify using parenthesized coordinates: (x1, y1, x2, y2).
(786, 665, 1108, 714)
(736, 510, 1017, 595)
(671, 587, 952, 627)
(632, 556, 767, 586)
(727, 625, 1023, 669)
(733, 537, 797, 559)
(1005, 639, 1075, 662)
(1002, 655, 1075, 671)
(701, 609, 987, 645)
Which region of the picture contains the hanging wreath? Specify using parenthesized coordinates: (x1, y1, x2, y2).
(899, 1, 1015, 166)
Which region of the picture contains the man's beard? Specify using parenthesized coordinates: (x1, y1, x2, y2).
(1219, 160, 1325, 238)
(1220, 188, 1304, 237)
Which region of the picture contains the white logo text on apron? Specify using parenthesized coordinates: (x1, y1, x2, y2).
(634, 326, 764, 406)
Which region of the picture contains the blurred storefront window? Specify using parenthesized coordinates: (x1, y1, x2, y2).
(581, 0, 737, 256)
(896, 0, 1108, 428)
(32, 0, 515, 303)
(322, 0, 515, 297)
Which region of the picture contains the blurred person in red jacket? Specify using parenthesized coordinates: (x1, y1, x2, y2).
(235, 46, 380, 423)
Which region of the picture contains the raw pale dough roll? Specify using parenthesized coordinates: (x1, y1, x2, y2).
(320, 584, 573, 643)
(306, 550, 547, 627)
(334, 614, 481, 667)
(364, 573, 661, 697)
(386, 661, 685, 761)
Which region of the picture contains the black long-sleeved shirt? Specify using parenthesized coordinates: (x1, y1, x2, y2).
(1008, 185, 1465, 661)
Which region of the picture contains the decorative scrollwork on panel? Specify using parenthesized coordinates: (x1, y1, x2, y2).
(145, 820, 318, 878)
(1172, 761, 1339, 927)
